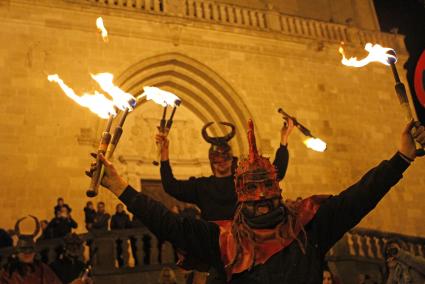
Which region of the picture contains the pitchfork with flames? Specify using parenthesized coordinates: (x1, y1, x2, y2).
(339, 43, 425, 156)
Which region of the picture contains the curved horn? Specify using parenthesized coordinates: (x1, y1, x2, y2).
(201, 122, 215, 144)
(220, 122, 236, 142)
(29, 215, 40, 238)
(14, 217, 27, 238)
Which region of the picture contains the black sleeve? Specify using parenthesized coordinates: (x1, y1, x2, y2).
(69, 218, 78, 229)
(273, 144, 289, 181)
(312, 152, 410, 255)
(160, 160, 200, 204)
(110, 216, 117, 230)
(119, 186, 220, 265)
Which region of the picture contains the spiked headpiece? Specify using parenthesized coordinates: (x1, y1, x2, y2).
(235, 120, 281, 202)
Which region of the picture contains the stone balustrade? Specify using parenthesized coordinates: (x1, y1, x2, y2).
(0, 228, 176, 275)
(1, 227, 424, 282)
(78, 0, 403, 49)
(328, 227, 425, 261)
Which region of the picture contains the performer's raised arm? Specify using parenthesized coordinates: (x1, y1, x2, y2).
(88, 153, 220, 265)
(311, 121, 425, 255)
(156, 130, 200, 204)
(273, 118, 294, 181)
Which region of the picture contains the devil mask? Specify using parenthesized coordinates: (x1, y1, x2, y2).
(235, 120, 281, 203)
(202, 122, 236, 164)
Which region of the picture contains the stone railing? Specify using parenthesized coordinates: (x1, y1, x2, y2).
(0, 228, 176, 283)
(183, 0, 267, 29)
(328, 227, 425, 261)
(2, 227, 423, 282)
(76, 0, 403, 49)
(83, 0, 165, 13)
(326, 228, 425, 282)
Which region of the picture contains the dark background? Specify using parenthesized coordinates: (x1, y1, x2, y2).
(373, 0, 425, 122)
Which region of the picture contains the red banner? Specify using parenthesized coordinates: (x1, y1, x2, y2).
(414, 50, 425, 108)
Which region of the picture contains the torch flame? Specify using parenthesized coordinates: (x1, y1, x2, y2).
(91, 73, 136, 111)
(47, 74, 117, 119)
(339, 43, 397, 67)
(96, 17, 108, 42)
(303, 137, 327, 152)
(139, 86, 181, 107)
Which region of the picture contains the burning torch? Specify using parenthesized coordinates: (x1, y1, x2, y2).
(339, 43, 425, 156)
(277, 108, 327, 152)
(89, 98, 138, 197)
(139, 87, 182, 166)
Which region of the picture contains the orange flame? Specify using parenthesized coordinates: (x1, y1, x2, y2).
(91, 73, 136, 111)
(303, 137, 327, 152)
(339, 43, 397, 67)
(47, 74, 117, 119)
(139, 86, 181, 107)
(96, 17, 108, 42)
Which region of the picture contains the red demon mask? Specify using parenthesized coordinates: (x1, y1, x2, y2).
(235, 120, 281, 202)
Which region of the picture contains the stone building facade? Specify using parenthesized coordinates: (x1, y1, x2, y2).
(0, 0, 424, 238)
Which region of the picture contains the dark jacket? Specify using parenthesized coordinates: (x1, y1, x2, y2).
(0, 229, 12, 249)
(50, 257, 85, 284)
(120, 153, 409, 283)
(47, 217, 78, 239)
(84, 207, 96, 224)
(111, 212, 132, 230)
(54, 204, 72, 216)
(92, 212, 110, 231)
(160, 145, 289, 221)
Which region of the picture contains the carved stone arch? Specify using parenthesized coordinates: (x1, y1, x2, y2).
(115, 52, 256, 155)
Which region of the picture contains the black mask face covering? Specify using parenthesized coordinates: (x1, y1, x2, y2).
(241, 201, 286, 229)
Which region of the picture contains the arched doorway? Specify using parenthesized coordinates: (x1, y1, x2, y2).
(112, 53, 255, 187)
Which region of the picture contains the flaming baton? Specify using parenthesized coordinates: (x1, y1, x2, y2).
(47, 72, 137, 197)
(138, 87, 182, 166)
(86, 73, 137, 197)
(339, 43, 425, 156)
(278, 108, 327, 152)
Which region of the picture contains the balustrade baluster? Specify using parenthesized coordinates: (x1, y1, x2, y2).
(187, 0, 195, 17)
(373, 237, 384, 259)
(195, 0, 204, 19)
(211, 3, 219, 21)
(365, 236, 374, 258)
(219, 4, 227, 22)
(347, 233, 356, 256)
(280, 16, 289, 33)
(258, 12, 266, 29)
(250, 11, 258, 27)
(417, 244, 425, 257)
(234, 7, 242, 25)
(241, 9, 249, 26)
(228, 6, 235, 24)
(204, 1, 212, 20)
(356, 234, 366, 257)
(153, 0, 160, 12)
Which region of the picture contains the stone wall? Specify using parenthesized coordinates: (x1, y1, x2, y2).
(0, 0, 424, 238)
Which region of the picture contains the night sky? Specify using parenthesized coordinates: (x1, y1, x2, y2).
(374, 0, 425, 122)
